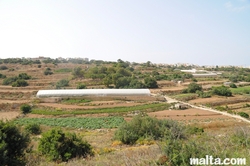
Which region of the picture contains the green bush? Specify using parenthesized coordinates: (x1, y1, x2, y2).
(238, 112, 249, 118)
(12, 79, 28, 87)
(187, 82, 202, 93)
(0, 65, 8, 70)
(56, 79, 69, 89)
(231, 127, 250, 147)
(0, 73, 6, 78)
(186, 126, 204, 135)
(77, 83, 86, 89)
(44, 68, 53, 75)
(162, 138, 212, 166)
(24, 123, 41, 135)
(144, 77, 158, 88)
(2, 76, 18, 85)
(0, 120, 30, 166)
(38, 128, 93, 162)
(196, 90, 211, 98)
(18, 73, 31, 80)
(114, 115, 186, 144)
(212, 86, 232, 96)
(229, 83, 237, 88)
(20, 104, 31, 114)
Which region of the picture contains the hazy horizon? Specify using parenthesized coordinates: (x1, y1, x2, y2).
(0, 0, 250, 66)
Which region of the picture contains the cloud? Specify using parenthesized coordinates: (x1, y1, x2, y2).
(225, 1, 250, 12)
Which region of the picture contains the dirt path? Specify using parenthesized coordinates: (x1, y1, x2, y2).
(163, 95, 250, 124)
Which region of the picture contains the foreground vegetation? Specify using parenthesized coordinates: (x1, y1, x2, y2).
(2, 115, 250, 165)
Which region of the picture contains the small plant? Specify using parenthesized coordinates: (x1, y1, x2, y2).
(20, 104, 31, 114)
(238, 112, 249, 118)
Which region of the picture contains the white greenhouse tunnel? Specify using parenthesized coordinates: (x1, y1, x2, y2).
(36, 89, 151, 98)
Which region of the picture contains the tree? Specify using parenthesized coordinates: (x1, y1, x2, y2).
(144, 77, 158, 88)
(72, 67, 84, 78)
(115, 77, 131, 88)
(0, 121, 30, 166)
(103, 75, 113, 87)
(129, 79, 146, 88)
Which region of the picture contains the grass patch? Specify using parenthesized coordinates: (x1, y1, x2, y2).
(231, 86, 250, 95)
(54, 68, 72, 73)
(172, 93, 198, 101)
(31, 103, 170, 115)
(14, 117, 124, 129)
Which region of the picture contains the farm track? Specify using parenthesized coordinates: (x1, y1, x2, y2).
(163, 95, 250, 124)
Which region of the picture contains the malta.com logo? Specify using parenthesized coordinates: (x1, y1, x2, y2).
(190, 155, 246, 165)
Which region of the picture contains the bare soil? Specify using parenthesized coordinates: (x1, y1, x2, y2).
(147, 108, 232, 121)
(0, 111, 20, 121)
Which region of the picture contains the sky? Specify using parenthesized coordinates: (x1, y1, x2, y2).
(0, 0, 250, 66)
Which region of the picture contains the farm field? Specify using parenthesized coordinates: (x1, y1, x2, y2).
(1, 59, 250, 165)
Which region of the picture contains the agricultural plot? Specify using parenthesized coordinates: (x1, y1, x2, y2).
(31, 103, 170, 115)
(14, 117, 124, 129)
(147, 108, 234, 122)
(230, 86, 250, 95)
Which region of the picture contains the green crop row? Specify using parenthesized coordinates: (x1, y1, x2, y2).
(14, 117, 124, 129)
(31, 103, 170, 115)
(54, 68, 72, 73)
(61, 98, 91, 104)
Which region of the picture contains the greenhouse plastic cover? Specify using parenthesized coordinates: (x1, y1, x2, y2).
(36, 89, 151, 98)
